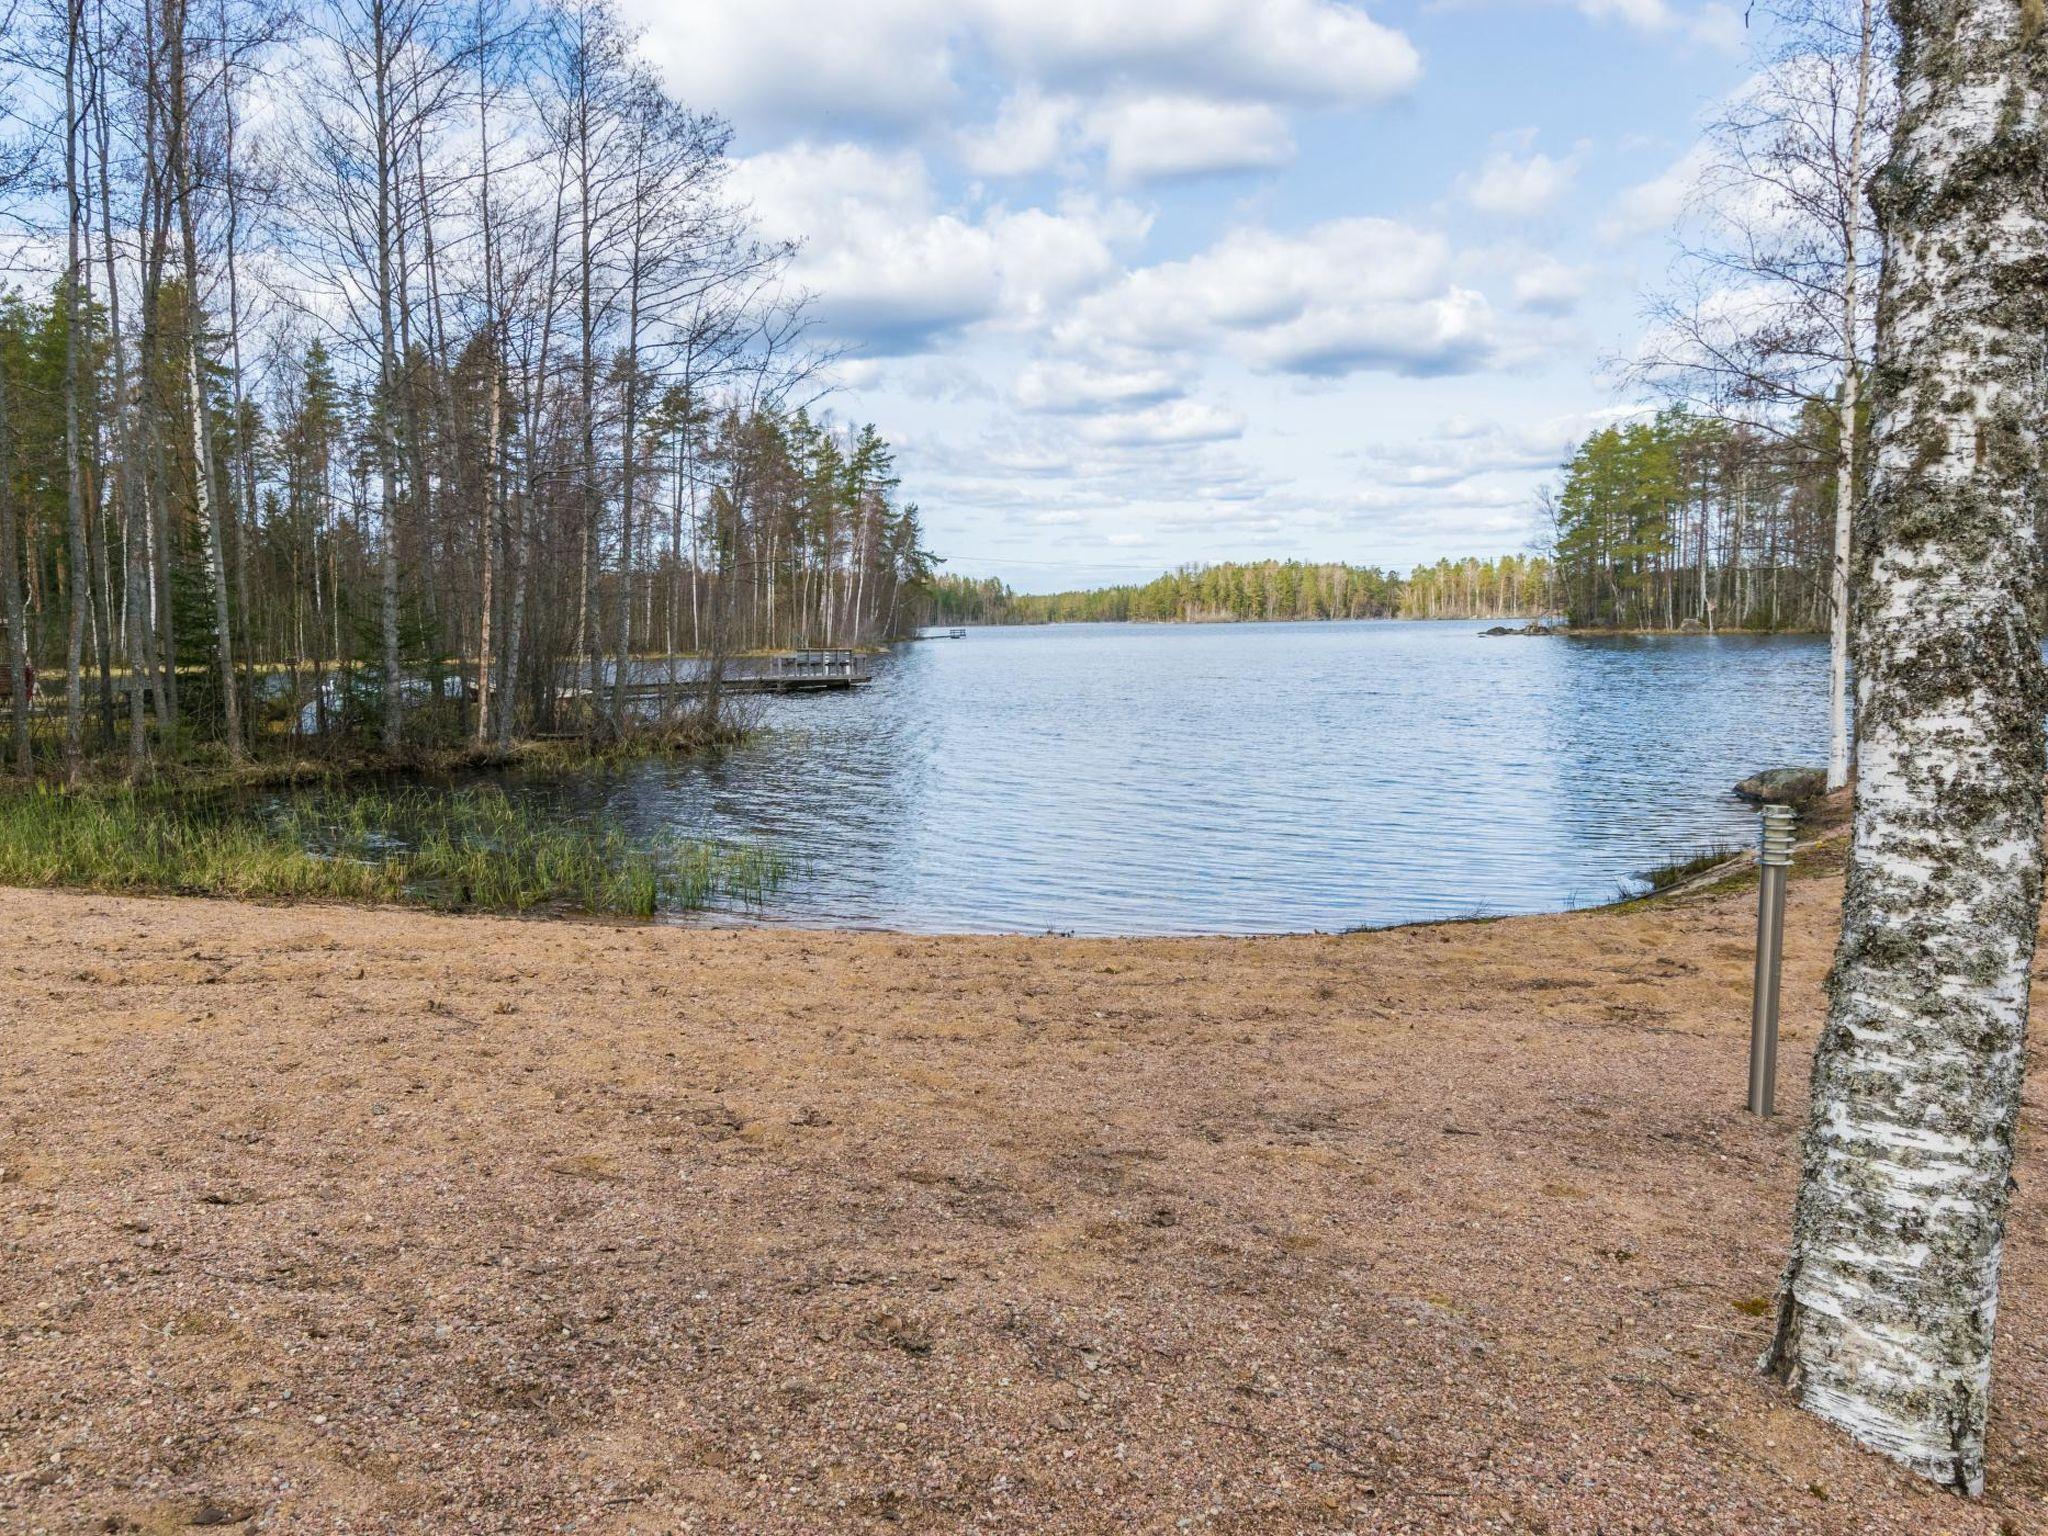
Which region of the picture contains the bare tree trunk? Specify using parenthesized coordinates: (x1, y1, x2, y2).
(1764, 0, 2048, 1493)
(373, 0, 403, 752)
(218, 0, 261, 743)
(495, 140, 570, 749)
(93, 22, 148, 766)
(61, 0, 90, 779)
(474, 5, 499, 744)
(169, 0, 245, 763)
(1827, 0, 1875, 793)
(0, 366, 30, 776)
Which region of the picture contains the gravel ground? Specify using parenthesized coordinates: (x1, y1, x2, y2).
(2, 864, 2046, 1535)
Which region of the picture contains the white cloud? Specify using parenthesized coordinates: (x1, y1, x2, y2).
(1060, 218, 1502, 379)
(1078, 399, 1246, 446)
(626, 0, 959, 138)
(630, 0, 1419, 145)
(1460, 135, 1583, 218)
(1689, 2, 1743, 50)
(1578, 0, 1674, 29)
(1085, 95, 1295, 184)
(958, 89, 1300, 184)
(1351, 410, 1634, 490)
(1014, 357, 1185, 413)
(1574, 0, 1743, 50)
(958, 89, 1077, 178)
(1601, 142, 1708, 240)
(1510, 256, 1589, 314)
(976, 0, 1420, 106)
(732, 144, 1149, 349)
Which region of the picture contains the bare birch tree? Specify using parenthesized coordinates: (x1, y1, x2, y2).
(1763, 0, 2048, 1492)
(1633, 0, 1892, 787)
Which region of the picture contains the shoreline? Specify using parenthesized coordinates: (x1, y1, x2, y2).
(3, 843, 2042, 1533)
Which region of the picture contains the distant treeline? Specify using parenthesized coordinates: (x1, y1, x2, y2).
(1549, 407, 1845, 631)
(919, 556, 1554, 627)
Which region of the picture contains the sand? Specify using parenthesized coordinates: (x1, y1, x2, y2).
(2, 860, 2045, 1534)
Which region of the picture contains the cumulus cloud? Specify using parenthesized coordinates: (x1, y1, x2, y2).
(1574, 0, 1743, 50)
(958, 89, 1076, 178)
(1460, 134, 1584, 218)
(1601, 142, 1709, 240)
(625, 0, 960, 138)
(1510, 256, 1590, 314)
(1086, 95, 1296, 184)
(958, 90, 1299, 184)
(1078, 399, 1247, 446)
(974, 0, 1420, 106)
(732, 144, 1149, 350)
(630, 0, 1418, 144)
(1352, 412, 1594, 489)
(1059, 218, 1502, 379)
(1014, 357, 1186, 414)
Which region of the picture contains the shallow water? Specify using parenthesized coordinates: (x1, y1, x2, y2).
(490, 620, 1829, 935)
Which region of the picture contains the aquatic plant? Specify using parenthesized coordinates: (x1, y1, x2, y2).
(0, 783, 785, 919)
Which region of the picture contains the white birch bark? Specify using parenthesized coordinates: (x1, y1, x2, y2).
(1829, 0, 1879, 794)
(1826, 363, 1856, 790)
(1765, 0, 2048, 1493)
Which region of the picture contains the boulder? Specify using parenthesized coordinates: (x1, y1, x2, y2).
(1734, 767, 1828, 804)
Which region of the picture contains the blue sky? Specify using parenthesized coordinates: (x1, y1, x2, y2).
(626, 0, 1757, 591)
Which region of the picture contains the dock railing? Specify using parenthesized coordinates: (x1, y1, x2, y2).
(769, 649, 863, 681)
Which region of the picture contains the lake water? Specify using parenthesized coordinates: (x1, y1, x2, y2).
(497, 620, 1831, 936)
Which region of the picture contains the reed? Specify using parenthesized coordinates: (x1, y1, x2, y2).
(0, 784, 785, 918)
(1635, 842, 1742, 895)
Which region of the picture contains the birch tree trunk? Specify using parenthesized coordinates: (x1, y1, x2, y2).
(0, 366, 30, 776)
(1827, 364, 1857, 789)
(1828, 0, 1878, 793)
(92, 7, 150, 767)
(61, 0, 90, 780)
(1764, 0, 2048, 1493)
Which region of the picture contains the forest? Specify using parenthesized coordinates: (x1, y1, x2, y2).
(1545, 407, 1849, 631)
(921, 556, 1553, 628)
(0, 0, 933, 781)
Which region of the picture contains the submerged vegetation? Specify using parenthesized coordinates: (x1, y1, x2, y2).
(0, 783, 785, 918)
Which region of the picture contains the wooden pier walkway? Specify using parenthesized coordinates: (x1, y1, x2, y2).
(605, 649, 872, 699)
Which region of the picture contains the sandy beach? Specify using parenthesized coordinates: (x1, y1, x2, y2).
(3, 860, 2045, 1534)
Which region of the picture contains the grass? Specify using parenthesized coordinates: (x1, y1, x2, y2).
(0, 782, 786, 919)
(1630, 842, 1743, 899)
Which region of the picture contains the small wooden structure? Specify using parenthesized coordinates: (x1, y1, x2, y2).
(761, 650, 867, 691)
(600, 650, 872, 701)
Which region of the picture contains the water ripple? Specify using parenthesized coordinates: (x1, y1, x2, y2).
(511, 620, 1831, 935)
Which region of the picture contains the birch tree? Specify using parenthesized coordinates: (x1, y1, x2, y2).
(1763, 0, 2048, 1492)
(1635, 0, 1891, 786)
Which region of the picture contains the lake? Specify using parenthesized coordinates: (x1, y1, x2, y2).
(494, 620, 1830, 935)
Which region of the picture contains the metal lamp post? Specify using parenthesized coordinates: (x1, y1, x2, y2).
(1746, 804, 1797, 1116)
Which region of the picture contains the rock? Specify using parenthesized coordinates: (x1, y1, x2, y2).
(1479, 621, 1560, 637)
(1678, 617, 1708, 633)
(189, 1504, 254, 1528)
(1734, 767, 1827, 805)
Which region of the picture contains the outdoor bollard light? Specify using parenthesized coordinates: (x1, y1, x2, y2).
(1746, 804, 1797, 1116)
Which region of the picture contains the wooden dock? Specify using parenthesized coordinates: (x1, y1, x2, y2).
(605, 650, 872, 699)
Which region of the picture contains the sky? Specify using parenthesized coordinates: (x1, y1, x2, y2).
(620, 0, 1757, 593)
